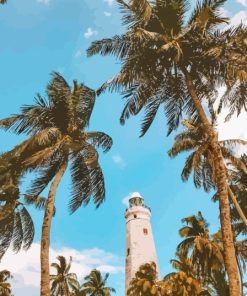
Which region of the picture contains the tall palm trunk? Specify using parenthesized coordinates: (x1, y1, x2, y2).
(184, 72, 241, 296)
(40, 162, 67, 296)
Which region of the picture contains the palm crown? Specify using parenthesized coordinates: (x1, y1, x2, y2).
(127, 262, 160, 296)
(50, 256, 80, 296)
(88, 0, 246, 136)
(0, 72, 113, 212)
(79, 269, 116, 296)
(168, 119, 247, 192)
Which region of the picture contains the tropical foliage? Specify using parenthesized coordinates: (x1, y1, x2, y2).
(79, 269, 116, 296)
(50, 256, 80, 296)
(1, 1, 247, 295)
(0, 72, 112, 295)
(0, 270, 12, 296)
(88, 1, 247, 294)
(128, 212, 240, 296)
(127, 262, 160, 296)
(168, 119, 247, 226)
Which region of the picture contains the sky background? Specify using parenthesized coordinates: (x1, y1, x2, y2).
(0, 0, 247, 295)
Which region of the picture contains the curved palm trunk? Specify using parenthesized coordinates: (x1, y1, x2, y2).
(228, 186, 247, 227)
(184, 72, 241, 296)
(40, 162, 67, 296)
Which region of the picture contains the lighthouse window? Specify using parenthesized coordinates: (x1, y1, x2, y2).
(134, 214, 137, 218)
(143, 228, 148, 235)
(127, 248, 130, 256)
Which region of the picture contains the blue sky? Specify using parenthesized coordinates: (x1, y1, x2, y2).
(0, 0, 247, 295)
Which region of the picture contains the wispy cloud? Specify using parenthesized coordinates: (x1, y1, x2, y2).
(229, 10, 247, 26)
(112, 154, 126, 169)
(75, 50, 83, 58)
(84, 27, 98, 39)
(122, 192, 133, 206)
(37, 0, 50, 5)
(104, 11, 112, 17)
(215, 87, 247, 156)
(1, 243, 123, 295)
(104, 0, 115, 6)
(236, 0, 247, 7)
(218, 7, 229, 17)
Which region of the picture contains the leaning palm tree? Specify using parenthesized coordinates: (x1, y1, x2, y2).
(87, 1, 247, 294)
(0, 72, 112, 296)
(127, 262, 160, 296)
(50, 256, 80, 296)
(0, 270, 12, 296)
(79, 269, 116, 296)
(228, 154, 247, 236)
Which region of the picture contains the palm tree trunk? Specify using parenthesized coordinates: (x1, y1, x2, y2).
(228, 186, 247, 227)
(184, 72, 241, 296)
(40, 161, 67, 296)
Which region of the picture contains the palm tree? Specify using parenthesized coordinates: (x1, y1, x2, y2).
(127, 262, 160, 296)
(0, 159, 52, 259)
(162, 214, 231, 296)
(0, 0, 7, 4)
(0, 72, 113, 296)
(177, 212, 224, 280)
(87, 1, 247, 294)
(162, 254, 209, 296)
(0, 270, 12, 296)
(79, 269, 116, 296)
(50, 256, 80, 296)
(168, 119, 247, 226)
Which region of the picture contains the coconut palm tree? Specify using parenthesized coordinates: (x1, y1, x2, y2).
(127, 262, 160, 296)
(87, 1, 247, 294)
(0, 160, 52, 259)
(50, 256, 80, 296)
(162, 253, 210, 296)
(0, 72, 113, 296)
(177, 212, 224, 279)
(79, 269, 116, 296)
(0, 270, 12, 296)
(168, 119, 247, 226)
(0, 0, 7, 4)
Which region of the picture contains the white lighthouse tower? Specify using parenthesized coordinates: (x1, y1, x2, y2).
(125, 192, 159, 294)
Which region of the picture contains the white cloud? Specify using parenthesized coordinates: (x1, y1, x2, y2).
(215, 87, 247, 156)
(37, 0, 50, 5)
(236, 0, 247, 7)
(1, 243, 123, 295)
(229, 10, 247, 26)
(75, 50, 83, 58)
(104, 11, 112, 17)
(84, 27, 98, 39)
(122, 192, 133, 206)
(104, 0, 114, 6)
(112, 154, 126, 169)
(219, 7, 229, 18)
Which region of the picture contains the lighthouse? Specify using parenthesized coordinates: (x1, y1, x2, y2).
(125, 192, 159, 294)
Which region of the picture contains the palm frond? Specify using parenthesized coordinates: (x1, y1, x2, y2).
(86, 132, 113, 152)
(69, 152, 91, 213)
